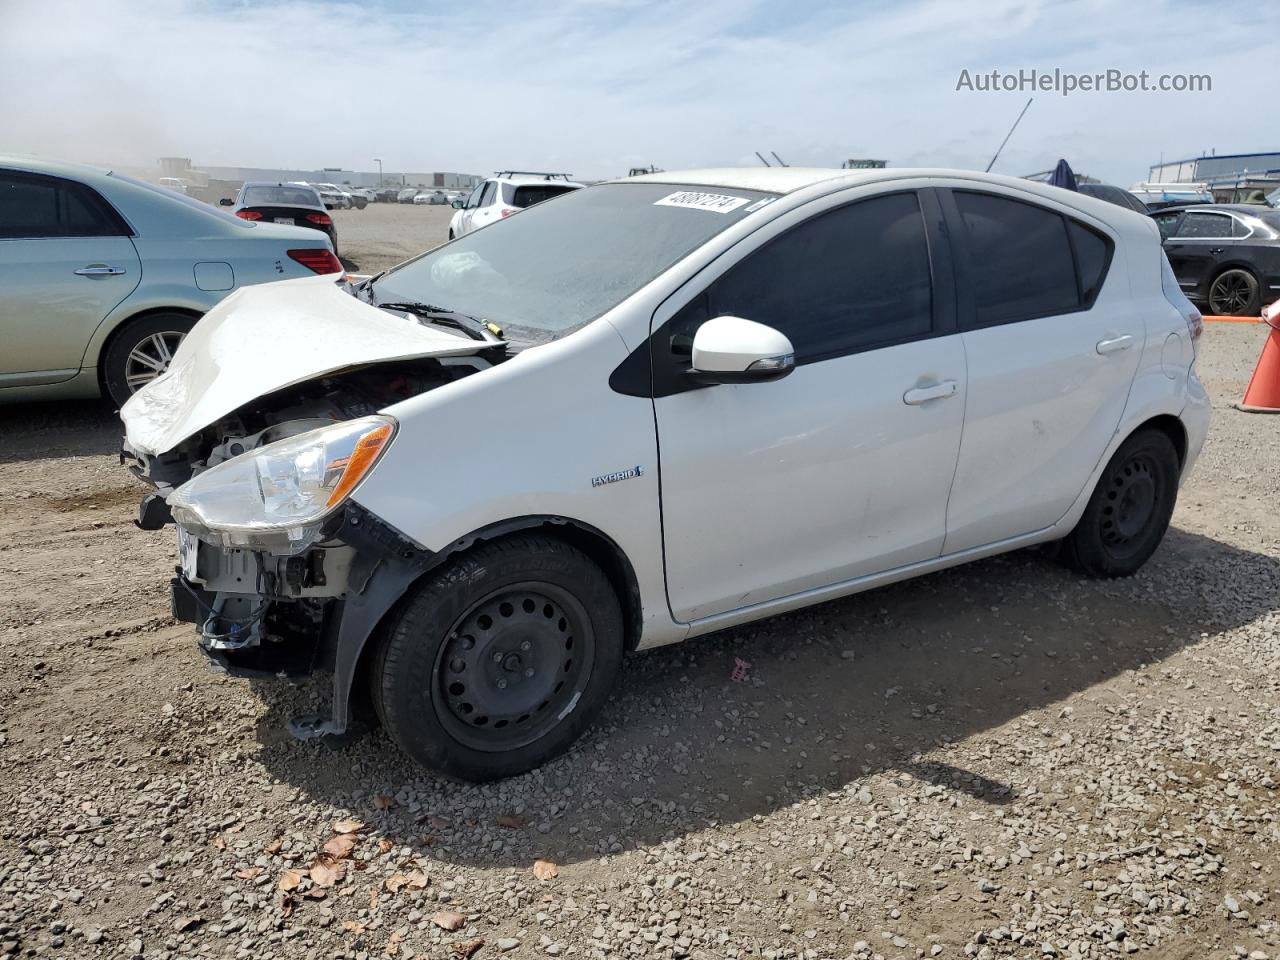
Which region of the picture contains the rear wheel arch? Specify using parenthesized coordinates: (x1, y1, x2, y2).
(95, 305, 203, 394)
(1137, 413, 1188, 470)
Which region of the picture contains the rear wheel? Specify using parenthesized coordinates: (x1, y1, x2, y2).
(1208, 268, 1260, 316)
(1061, 428, 1180, 578)
(373, 535, 624, 781)
(101, 312, 197, 407)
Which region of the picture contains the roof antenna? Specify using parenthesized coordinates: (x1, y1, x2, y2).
(771, 152, 788, 167)
(755, 152, 772, 167)
(985, 97, 1033, 173)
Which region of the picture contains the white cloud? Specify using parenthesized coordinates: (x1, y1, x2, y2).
(0, 0, 1273, 184)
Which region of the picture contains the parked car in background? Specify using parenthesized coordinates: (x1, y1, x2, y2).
(1076, 182, 1150, 214)
(376, 187, 401, 203)
(413, 190, 447, 205)
(314, 183, 364, 209)
(397, 188, 418, 203)
(222, 182, 338, 255)
(0, 155, 341, 406)
(350, 188, 377, 204)
(1150, 204, 1280, 316)
(158, 177, 190, 194)
(121, 167, 1207, 780)
(448, 172, 583, 238)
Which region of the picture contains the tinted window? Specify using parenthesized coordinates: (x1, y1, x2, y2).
(1153, 212, 1181, 240)
(707, 192, 933, 362)
(0, 172, 123, 239)
(478, 182, 497, 206)
(954, 191, 1079, 326)
(1068, 221, 1111, 303)
(242, 185, 321, 207)
(506, 184, 578, 208)
(1177, 212, 1232, 238)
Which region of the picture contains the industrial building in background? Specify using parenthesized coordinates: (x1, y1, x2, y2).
(1147, 150, 1280, 205)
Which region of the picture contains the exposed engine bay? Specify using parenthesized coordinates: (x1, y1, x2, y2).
(122, 354, 492, 679)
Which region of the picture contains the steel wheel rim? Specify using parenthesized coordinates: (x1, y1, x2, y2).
(1209, 272, 1251, 315)
(1100, 453, 1159, 549)
(124, 331, 185, 391)
(431, 581, 595, 752)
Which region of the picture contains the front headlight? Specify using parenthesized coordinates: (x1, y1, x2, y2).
(169, 416, 395, 552)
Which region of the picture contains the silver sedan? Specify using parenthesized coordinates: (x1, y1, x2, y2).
(0, 155, 342, 406)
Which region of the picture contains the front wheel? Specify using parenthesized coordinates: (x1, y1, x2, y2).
(1061, 428, 1180, 578)
(101, 312, 197, 407)
(1208, 268, 1260, 316)
(373, 535, 624, 781)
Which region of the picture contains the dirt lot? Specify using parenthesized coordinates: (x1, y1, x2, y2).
(331, 202, 454, 275)
(2, 233, 1279, 959)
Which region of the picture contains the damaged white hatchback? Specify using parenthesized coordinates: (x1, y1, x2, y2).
(122, 167, 1209, 781)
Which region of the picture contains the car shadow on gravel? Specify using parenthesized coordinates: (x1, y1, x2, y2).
(0, 400, 120, 465)
(251, 525, 1279, 868)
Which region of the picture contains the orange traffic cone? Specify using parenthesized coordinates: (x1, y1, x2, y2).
(1235, 302, 1280, 413)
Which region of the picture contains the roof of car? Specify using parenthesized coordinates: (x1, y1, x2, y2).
(243, 181, 318, 189)
(0, 153, 113, 181)
(1154, 204, 1273, 216)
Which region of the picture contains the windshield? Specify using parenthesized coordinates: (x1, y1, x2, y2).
(243, 185, 321, 207)
(373, 182, 774, 342)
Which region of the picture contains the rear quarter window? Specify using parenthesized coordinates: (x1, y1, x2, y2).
(504, 184, 579, 208)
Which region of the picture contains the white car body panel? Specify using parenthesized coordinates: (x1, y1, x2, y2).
(121, 275, 486, 456)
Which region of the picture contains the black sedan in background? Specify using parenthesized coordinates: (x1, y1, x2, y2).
(1151, 204, 1280, 316)
(221, 182, 338, 255)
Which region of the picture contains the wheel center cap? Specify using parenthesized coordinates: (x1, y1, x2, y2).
(501, 652, 524, 673)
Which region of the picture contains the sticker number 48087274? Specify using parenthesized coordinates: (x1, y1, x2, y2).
(653, 191, 750, 213)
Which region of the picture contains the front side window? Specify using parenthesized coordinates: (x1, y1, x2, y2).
(465, 183, 486, 209)
(1177, 212, 1232, 239)
(478, 182, 497, 207)
(0, 171, 125, 239)
(954, 191, 1084, 326)
(703, 191, 934, 363)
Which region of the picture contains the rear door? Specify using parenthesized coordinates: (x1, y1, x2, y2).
(655, 188, 967, 621)
(939, 188, 1142, 553)
(1162, 210, 1236, 303)
(0, 170, 141, 386)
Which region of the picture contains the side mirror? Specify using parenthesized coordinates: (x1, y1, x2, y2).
(689, 316, 795, 384)
(451, 199, 464, 209)
(218, 198, 233, 206)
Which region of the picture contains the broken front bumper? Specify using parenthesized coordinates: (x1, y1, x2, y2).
(168, 502, 436, 738)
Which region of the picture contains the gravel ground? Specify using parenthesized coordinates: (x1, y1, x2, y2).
(331, 202, 454, 275)
(2, 253, 1279, 958)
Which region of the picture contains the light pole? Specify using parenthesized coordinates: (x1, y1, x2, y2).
(374, 157, 383, 185)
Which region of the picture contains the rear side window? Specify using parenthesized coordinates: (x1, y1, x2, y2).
(1153, 212, 1181, 240)
(1068, 221, 1111, 303)
(1232, 217, 1250, 238)
(503, 184, 578, 208)
(954, 192, 1079, 326)
(0, 171, 127, 239)
(1177, 212, 1232, 238)
(707, 191, 934, 362)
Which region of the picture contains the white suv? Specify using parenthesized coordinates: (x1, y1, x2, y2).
(121, 167, 1209, 781)
(448, 172, 582, 238)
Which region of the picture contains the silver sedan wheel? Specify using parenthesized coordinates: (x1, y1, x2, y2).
(124, 331, 185, 391)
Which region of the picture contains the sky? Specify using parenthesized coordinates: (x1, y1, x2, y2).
(1, 0, 1274, 185)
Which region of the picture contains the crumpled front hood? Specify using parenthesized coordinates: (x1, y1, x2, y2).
(121, 274, 488, 455)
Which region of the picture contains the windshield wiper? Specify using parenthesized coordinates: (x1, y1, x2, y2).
(374, 300, 503, 342)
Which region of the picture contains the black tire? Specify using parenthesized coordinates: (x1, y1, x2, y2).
(373, 534, 624, 781)
(1061, 428, 1180, 578)
(101, 312, 197, 408)
(448, 229, 455, 240)
(1207, 267, 1261, 316)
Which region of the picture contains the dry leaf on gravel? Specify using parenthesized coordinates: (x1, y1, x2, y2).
(334, 818, 365, 834)
(496, 814, 526, 829)
(378, 838, 394, 853)
(431, 910, 466, 931)
(323, 833, 358, 859)
(278, 869, 304, 892)
(211, 835, 226, 851)
(235, 867, 263, 880)
(343, 920, 367, 934)
(385, 874, 408, 893)
(172, 915, 203, 933)
(264, 839, 283, 855)
(310, 859, 347, 887)
(385, 929, 407, 956)
(453, 938, 485, 958)
(532, 858, 559, 881)
(374, 794, 397, 810)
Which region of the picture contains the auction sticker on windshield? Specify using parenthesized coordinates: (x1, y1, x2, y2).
(654, 191, 751, 213)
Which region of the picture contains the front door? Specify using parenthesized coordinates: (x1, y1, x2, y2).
(940, 188, 1144, 553)
(654, 189, 967, 622)
(0, 170, 140, 385)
